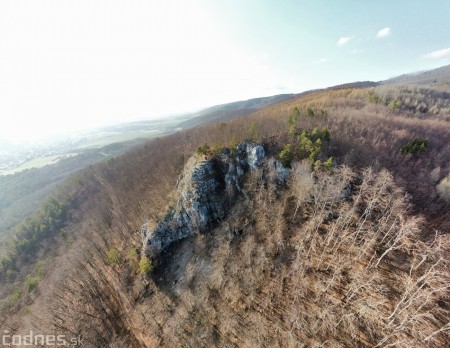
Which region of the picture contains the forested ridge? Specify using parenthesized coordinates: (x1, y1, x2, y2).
(1, 82, 449, 347)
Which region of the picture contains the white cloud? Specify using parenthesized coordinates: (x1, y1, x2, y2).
(423, 47, 450, 60)
(337, 36, 352, 46)
(376, 27, 391, 38)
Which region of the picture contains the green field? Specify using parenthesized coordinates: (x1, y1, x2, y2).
(0, 154, 78, 176)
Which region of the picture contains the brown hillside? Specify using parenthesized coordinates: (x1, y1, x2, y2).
(1, 84, 449, 347)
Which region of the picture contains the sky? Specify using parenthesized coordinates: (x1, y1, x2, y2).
(1, 0, 450, 143)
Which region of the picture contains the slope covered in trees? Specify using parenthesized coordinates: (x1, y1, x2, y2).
(1, 79, 449, 347)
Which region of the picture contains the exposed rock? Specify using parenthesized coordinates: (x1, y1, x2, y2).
(246, 143, 265, 169)
(142, 143, 265, 256)
(436, 172, 450, 202)
(273, 160, 291, 184)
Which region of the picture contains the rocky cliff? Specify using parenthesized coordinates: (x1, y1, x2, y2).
(141, 143, 266, 256)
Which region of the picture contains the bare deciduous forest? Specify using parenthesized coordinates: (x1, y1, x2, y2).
(1, 82, 449, 347)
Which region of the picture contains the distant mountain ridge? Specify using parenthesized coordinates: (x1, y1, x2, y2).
(179, 94, 296, 128)
(382, 64, 450, 85)
(179, 65, 450, 128)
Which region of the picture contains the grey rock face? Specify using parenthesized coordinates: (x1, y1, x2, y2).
(246, 143, 265, 169)
(142, 143, 265, 256)
(436, 172, 450, 202)
(274, 160, 291, 184)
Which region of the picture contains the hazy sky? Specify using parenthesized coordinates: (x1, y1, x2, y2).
(1, 0, 450, 143)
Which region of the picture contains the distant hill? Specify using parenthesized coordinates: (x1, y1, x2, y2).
(179, 94, 296, 128)
(383, 64, 450, 85)
(327, 80, 380, 90)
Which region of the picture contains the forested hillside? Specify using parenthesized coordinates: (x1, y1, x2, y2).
(1, 77, 449, 347)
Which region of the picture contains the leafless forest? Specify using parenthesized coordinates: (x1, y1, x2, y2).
(1, 84, 449, 347)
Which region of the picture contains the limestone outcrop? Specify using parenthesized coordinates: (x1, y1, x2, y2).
(141, 143, 265, 256)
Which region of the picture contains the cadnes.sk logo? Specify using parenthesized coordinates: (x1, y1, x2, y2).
(2, 330, 83, 346)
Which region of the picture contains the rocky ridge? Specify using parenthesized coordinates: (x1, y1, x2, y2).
(141, 143, 268, 256)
